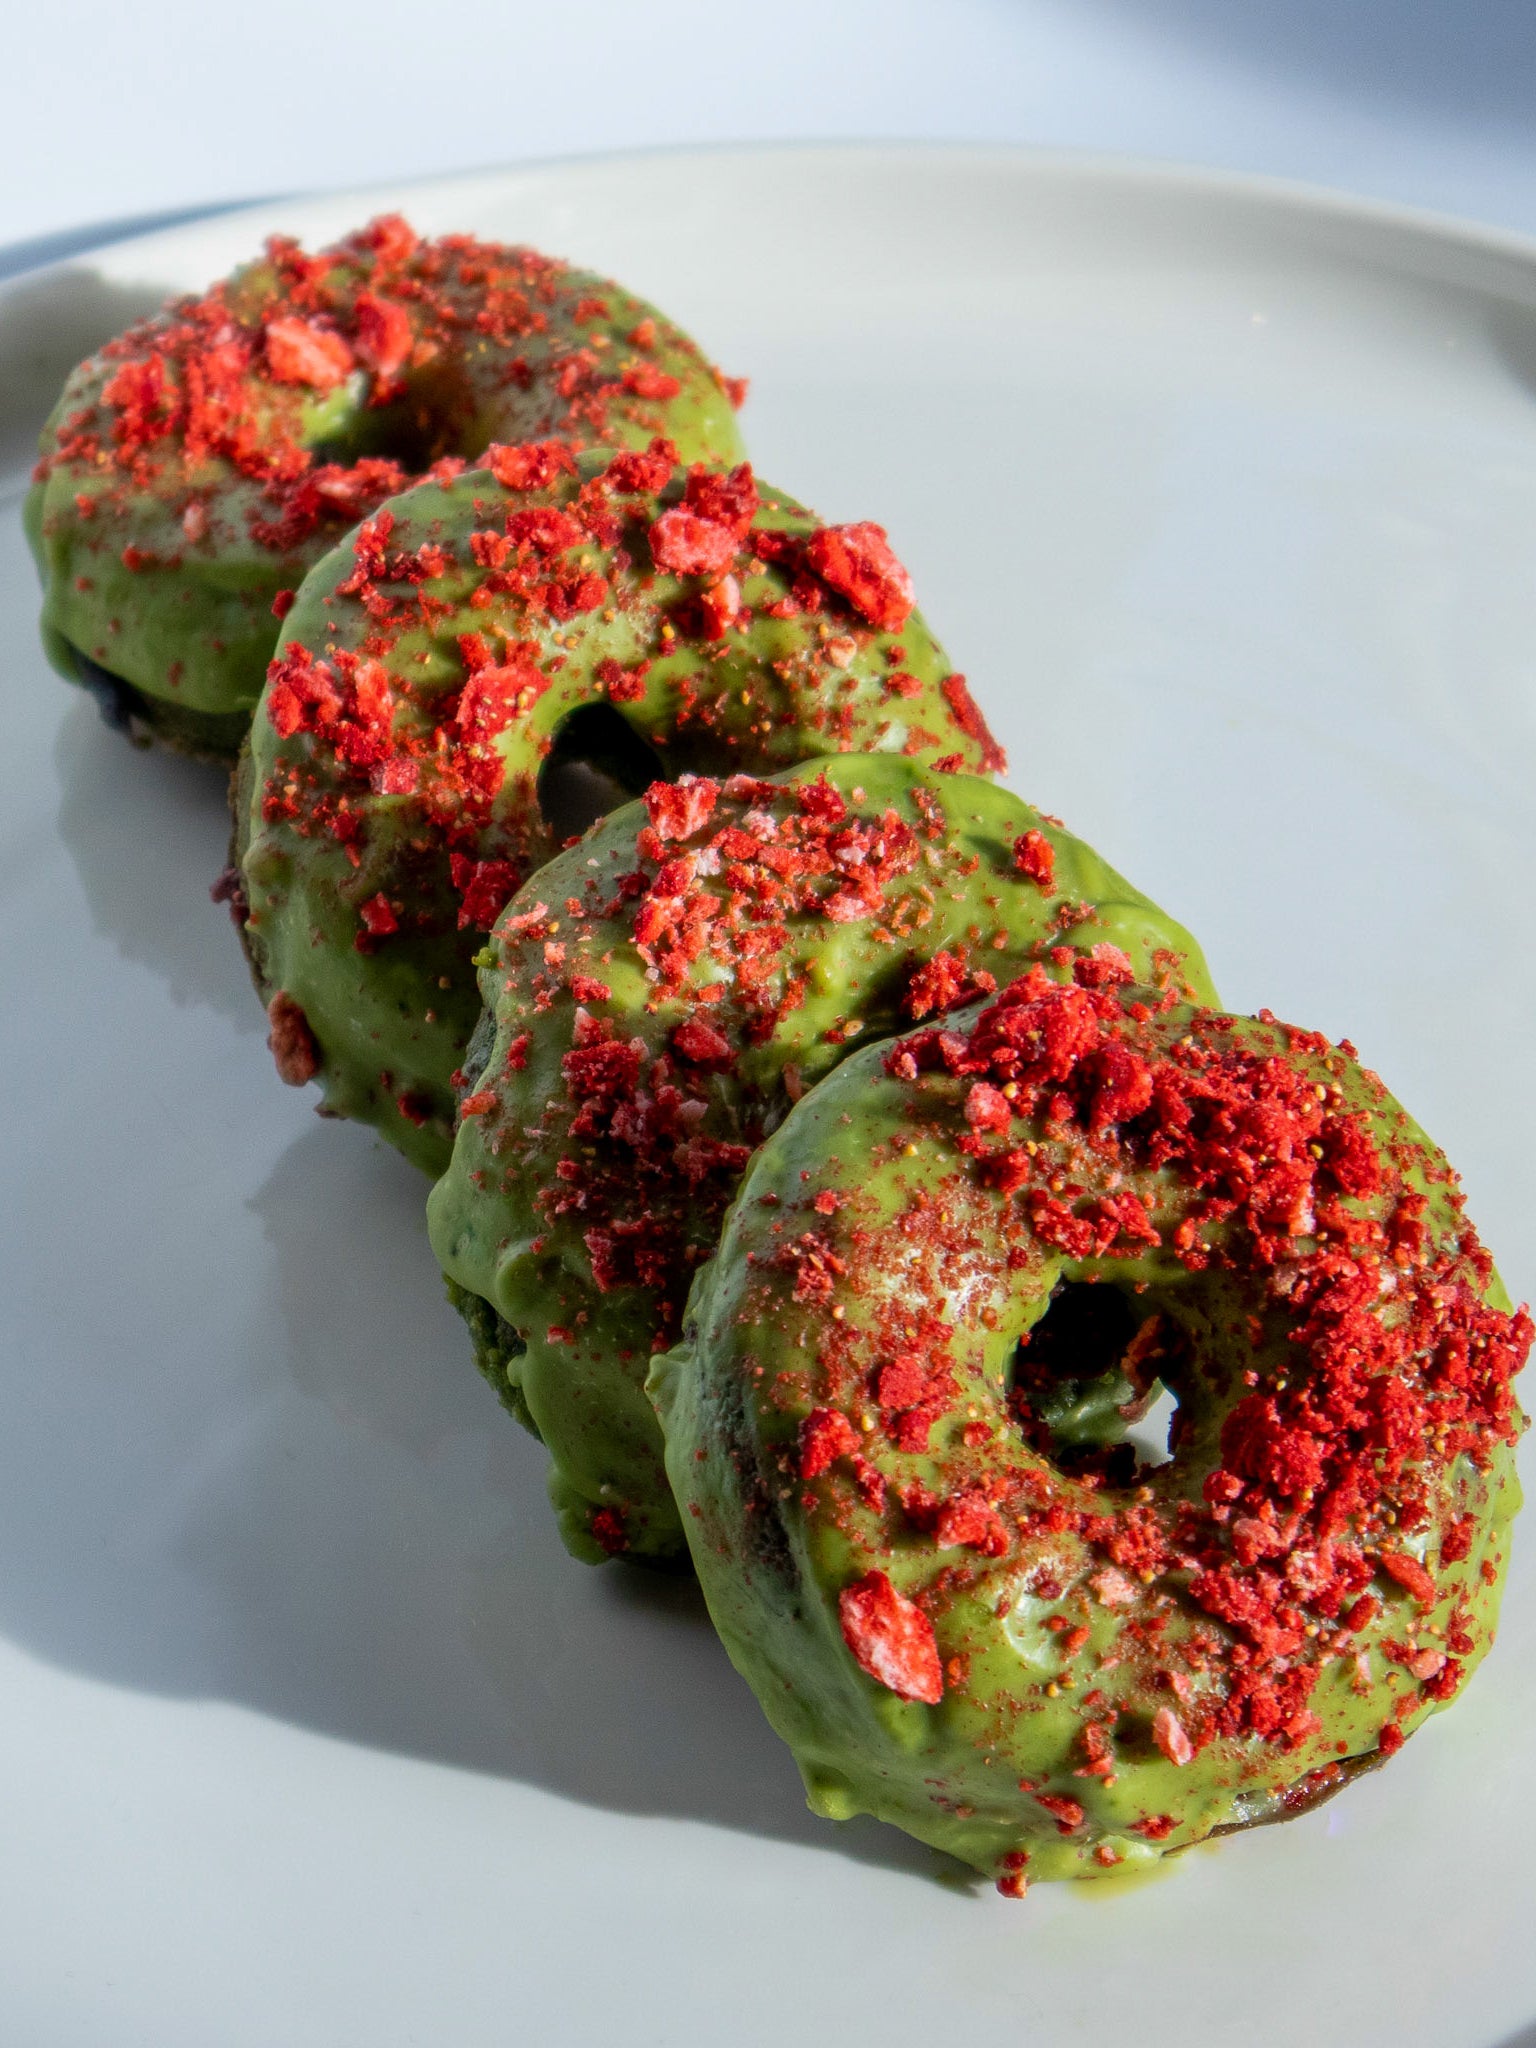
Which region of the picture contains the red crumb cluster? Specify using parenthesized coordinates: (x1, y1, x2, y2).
(772, 970, 1531, 1764)
(256, 439, 999, 959)
(625, 769, 923, 1012)
(37, 215, 730, 557)
(803, 523, 914, 635)
(477, 769, 1002, 1348)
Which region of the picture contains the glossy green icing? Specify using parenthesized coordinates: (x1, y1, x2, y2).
(427, 755, 1216, 1564)
(650, 1005, 1525, 1885)
(26, 231, 744, 754)
(239, 458, 1005, 1175)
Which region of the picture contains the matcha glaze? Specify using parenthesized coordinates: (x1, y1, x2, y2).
(26, 214, 746, 753)
(239, 448, 1004, 1172)
(428, 755, 1216, 1564)
(651, 981, 1529, 1888)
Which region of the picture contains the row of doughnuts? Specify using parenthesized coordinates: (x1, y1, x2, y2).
(29, 215, 1529, 1894)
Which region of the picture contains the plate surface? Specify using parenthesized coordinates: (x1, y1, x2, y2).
(2, 146, 1534, 2048)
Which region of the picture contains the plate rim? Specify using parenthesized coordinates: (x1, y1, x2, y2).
(8, 138, 1536, 301)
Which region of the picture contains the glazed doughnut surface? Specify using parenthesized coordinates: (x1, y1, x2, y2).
(428, 755, 1215, 1562)
(26, 215, 745, 754)
(238, 446, 1004, 1172)
(651, 973, 1530, 1887)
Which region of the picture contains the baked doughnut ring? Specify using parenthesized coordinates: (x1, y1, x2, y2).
(650, 974, 1529, 1887)
(427, 755, 1215, 1564)
(26, 215, 745, 757)
(237, 445, 1005, 1173)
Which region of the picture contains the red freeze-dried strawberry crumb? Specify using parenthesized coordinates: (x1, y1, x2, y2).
(648, 505, 738, 577)
(1035, 1793, 1085, 1834)
(965, 1082, 1013, 1134)
(804, 522, 914, 632)
(603, 439, 677, 496)
(266, 992, 319, 1085)
(1131, 1815, 1177, 1840)
(1152, 1708, 1194, 1766)
(800, 1407, 861, 1477)
(485, 439, 579, 491)
(935, 1491, 1010, 1555)
(1441, 1518, 1475, 1564)
(903, 950, 997, 1022)
(1013, 829, 1056, 891)
(683, 461, 758, 537)
(357, 893, 398, 937)
(622, 362, 682, 401)
(362, 214, 418, 263)
(644, 776, 719, 841)
(264, 317, 354, 389)
(838, 1570, 944, 1703)
(352, 291, 412, 382)
(671, 1018, 734, 1067)
(1342, 1593, 1380, 1634)
(1380, 1553, 1436, 1605)
(698, 575, 740, 639)
(1072, 944, 1136, 990)
(450, 855, 520, 932)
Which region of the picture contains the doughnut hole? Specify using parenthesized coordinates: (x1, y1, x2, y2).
(1009, 1279, 1187, 1484)
(303, 361, 478, 473)
(536, 704, 669, 842)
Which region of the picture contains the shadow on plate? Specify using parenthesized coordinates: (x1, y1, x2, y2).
(1078, 0, 1536, 130)
(0, 1104, 957, 1889)
(1482, 297, 1536, 423)
(52, 698, 259, 1030)
(12, 376, 961, 1880)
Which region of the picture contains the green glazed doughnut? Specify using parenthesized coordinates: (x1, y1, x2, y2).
(237, 444, 1006, 1174)
(649, 974, 1530, 1888)
(427, 754, 1216, 1565)
(25, 214, 745, 757)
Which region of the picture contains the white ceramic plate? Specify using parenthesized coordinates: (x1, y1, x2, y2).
(2, 146, 1534, 2048)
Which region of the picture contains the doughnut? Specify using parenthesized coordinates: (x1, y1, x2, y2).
(236, 443, 1006, 1174)
(427, 754, 1216, 1565)
(25, 214, 745, 758)
(649, 973, 1530, 1887)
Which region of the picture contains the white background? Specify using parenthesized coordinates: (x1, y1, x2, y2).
(6, 0, 1536, 250)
